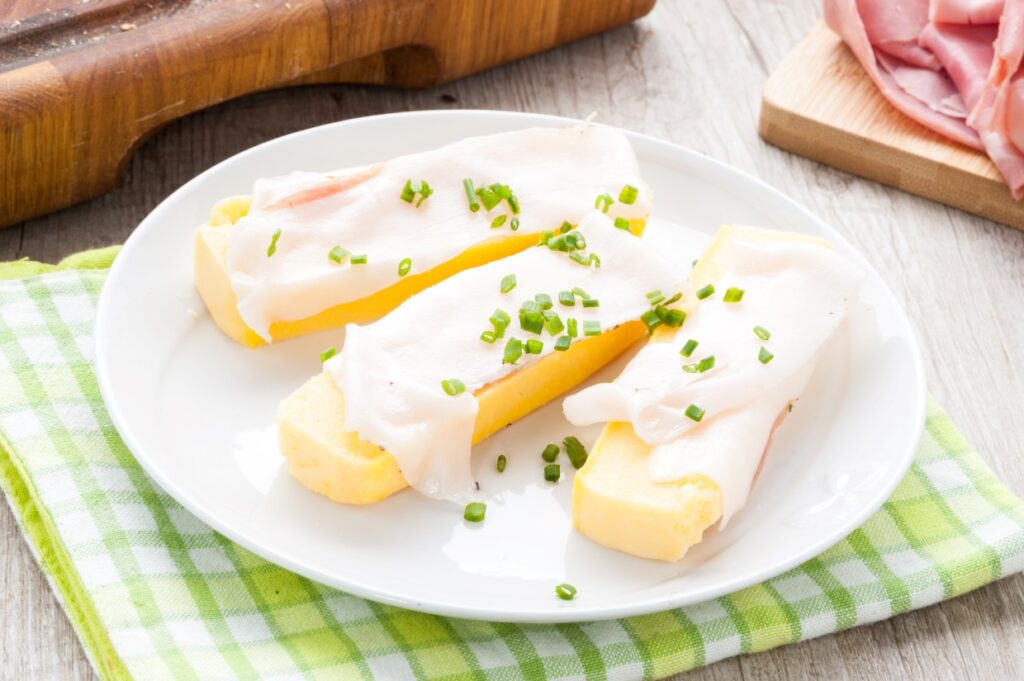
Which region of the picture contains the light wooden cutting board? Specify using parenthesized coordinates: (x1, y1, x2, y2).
(759, 21, 1024, 231)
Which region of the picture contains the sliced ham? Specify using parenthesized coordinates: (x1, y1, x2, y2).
(931, 0, 1005, 24)
(919, 22, 997, 110)
(858, 0, 943, 69)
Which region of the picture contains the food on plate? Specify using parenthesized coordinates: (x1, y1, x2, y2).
(194, 124, 651, 346)
(562, 225, 865, 561)
(824, 0, 1024, 197)
(278, 211, 685, 504)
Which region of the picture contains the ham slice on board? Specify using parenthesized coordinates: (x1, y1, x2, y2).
(824, 0, 1024, 198)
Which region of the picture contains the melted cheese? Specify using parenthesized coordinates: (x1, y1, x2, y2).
(225, 125, 652, 340)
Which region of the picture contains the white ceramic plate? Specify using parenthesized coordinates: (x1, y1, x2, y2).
(95, 111, 926, 623)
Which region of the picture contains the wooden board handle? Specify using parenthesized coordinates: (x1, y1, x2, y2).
(0, 0, 655, 228)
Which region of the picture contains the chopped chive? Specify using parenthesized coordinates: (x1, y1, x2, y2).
(542, 444, 560, 463)
(398, 258, 412, 277)
(594, 192, 614, 213)
(400, 180, 415, 203)
(544, 464, 561, 482)
(680, 339, 699, 357)
(464, 502, 486, 523)
(569, 252, 590, 266)
(654, 305, 670, 322)
(695, 284, 715, 300)
(503, 338, 523, 365)
(564, 232, 582, 250)
(563, 436, 588, 469)
(664, 292, 682, 305)
(520, 311, 544, 335)
(539, 230, 553, 246)
(560, 221, 573, 234)
(328, 245, 349, 264)
(401, 179, 432, 206)
(571, 287, 591, 300)
(554, 335, 571, 351)
(698, 355, 715, 372)
(463, 178, 480, 212)
(510, 217, 520, 231)
(618, 184, 639, 205)
(544, 311, 565, 335)
(476, 186, 502, 211)
(492, 183, 512, 200)
(754, 325, 771, 341)
(682, 363, 698, 373)
(759, 347, 774, 364)
(567, 318, 578, 338)
(267, 229, 281, 257)
(525, 338, 544, 354)
(319, 347, 337, 363)
(500, 274, 517, 294)
(555, 583, 577, 600)
(480, 330, 497, 344)
(491, 214, 507, 228)
(490, 308, 511, 336)
(441, 378, 466, 396)
(685, 404, 705, 422)
(548, 235, 568, 252)
(508, 194, 520, 215)
(614, 217, 632, 231)
(582, 298, 600, 309)
(497, 454, 507, 473)
(351, 254, 368, 264)
(583, 320, 601, 337)
(589, 253, 601, 268)
(535, 293, 553, 310)
(640, 309, 662, 332)
(646, 289, 666, 305)
(723, 287, 745, 303)
(558, 290, 575, 307)
(663, 309, 686, 327)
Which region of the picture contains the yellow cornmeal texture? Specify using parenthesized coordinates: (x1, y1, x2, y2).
(278, 320, 647, 505)
(572, 225, 832, 562)
(194, 195, 643, 346)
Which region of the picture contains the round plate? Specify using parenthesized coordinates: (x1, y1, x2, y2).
(95, 111, 926, 623)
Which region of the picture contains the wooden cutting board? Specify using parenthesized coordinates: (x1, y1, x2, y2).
(0, 0, 655, 229)
(759, 21, 1024, 231)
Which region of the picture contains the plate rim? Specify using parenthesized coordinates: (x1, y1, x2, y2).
(95, 109, 927, 623)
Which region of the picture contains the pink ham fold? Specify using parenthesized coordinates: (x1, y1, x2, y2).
(931, 0, 1005, 24)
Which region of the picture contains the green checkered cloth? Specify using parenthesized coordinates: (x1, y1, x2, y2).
(2, 249, 1023, 681)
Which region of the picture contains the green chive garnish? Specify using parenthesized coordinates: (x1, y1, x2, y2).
(754, 325, 771, 341)
(682, 363, 698, 373)
(696, 284, 715, 300)
(480, 330, 497, 344)
(563, 436, 588, 469)
(614, 217, 632, 231)
(723, 287, 745, 303)
(400, 180, 415, 203)
(491, 215, 507, 228)
(476, 186, 502, 211)
(351, 254, 368, 264)
(618, 184, 639, 205)
(441, 378, 466, 396)
(544, 311, 565, 335)
(544, 464, 561, 482)
(698, 355, 715, 372)
(535, 293, 553, 310)
(685, 404, 705, 422)
(508, 194, 520, 214)
(640, 309, 662, 332)
(401, 179, 433, 206)
(589, 253, 601, 268)
(500, 274, 517, 294)
(464, 178, 480, 212)
(571, 287, 590, 300)
(490, 308, 511, 337)
(503, 338, 523, 364)
(569, 252, 590, 266)
(319, 347, 337, 363)
(519, 302, 545, 334)
(525, 339, 544, 354)
(398, 258, 412, 277)
(555, 583, 577, 600)
(558, 291, 575, 307)
(654, 306, 670, 322)
(663, 309, 686, 327)
(464, 502, 486, 523)
(759, 347, 774, 364)
(328, 245, 349, 264)
(542, 444, 559, 463)
(267, 229, 281, 257)
(646, 290, 665, 305)
(664, 292, 682, 305)
(510, 217, 520, 231)
(582, 298, 600, 309)
(497, 455, 507, 473)
(539, 231, 553, 246)
(583, 320, 601, 337)
(680, 339, 698, 357)
(554, 335, 571, 351)
(567, 318, 578, 338)
(560, 221, 573, 234)
(594, 193, 614, 213)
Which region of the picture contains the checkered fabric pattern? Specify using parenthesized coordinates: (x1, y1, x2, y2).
(2, 255, 1024, 681)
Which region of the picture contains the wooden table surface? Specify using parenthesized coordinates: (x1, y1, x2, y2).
(2, 1, 1024, 678)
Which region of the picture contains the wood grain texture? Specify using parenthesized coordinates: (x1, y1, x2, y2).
(2, 0, 1024, 679)
(0, 0, 655, 229)
(761, 21, 1024, 232)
